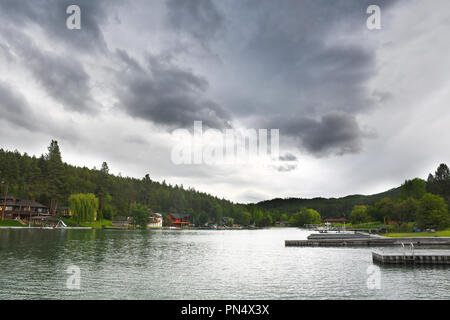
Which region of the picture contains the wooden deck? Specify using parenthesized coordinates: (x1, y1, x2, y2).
(285, 232, 450, 247)
(372, 250, 450, 265)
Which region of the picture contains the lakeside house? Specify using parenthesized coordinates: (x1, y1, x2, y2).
(0, 195, 49, 220)
(167, 213, 191, 228)
(221, 216, 234, 226)
(148, 212, 163, 228)
(56, 206, 71, 217)
(112, 216, 131, 227)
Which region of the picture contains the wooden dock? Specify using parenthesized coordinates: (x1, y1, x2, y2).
(372, 250, 450, 265)
(285, 232, 450, 247)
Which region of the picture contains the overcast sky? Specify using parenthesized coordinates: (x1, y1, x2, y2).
(0, 0, 449, 203)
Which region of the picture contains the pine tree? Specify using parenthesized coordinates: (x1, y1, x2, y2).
(45, 140, 67, 214)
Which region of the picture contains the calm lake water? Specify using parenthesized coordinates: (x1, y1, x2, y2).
(0, 228, 449, 300)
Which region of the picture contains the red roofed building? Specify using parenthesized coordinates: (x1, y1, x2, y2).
(167, 213, 191, 228)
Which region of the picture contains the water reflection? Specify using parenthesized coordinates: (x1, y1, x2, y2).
(0, 228, 449, 299)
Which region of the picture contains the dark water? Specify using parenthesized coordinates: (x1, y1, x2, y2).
(0, 228, 449, 299)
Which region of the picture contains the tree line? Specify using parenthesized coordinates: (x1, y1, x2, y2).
(348, 166, 450, 230)
(1, 140, 448, 229)
(0, 141, 274, 226)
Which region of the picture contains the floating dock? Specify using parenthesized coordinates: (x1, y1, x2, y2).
(372, 250, 450, 265)
(285, 232, 450, 247)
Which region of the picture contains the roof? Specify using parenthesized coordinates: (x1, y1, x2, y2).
(0, 195, 47, 208)
(151, 212, 162, 217)
(168, 213, 190, 219)
(17, 199, 47, 208)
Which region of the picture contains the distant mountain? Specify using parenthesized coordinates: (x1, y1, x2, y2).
(256, 187, 402, 218)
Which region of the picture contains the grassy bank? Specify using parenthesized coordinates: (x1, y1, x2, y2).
(0, 219, 25, 227)
(384, 230, 450, 238)
(332, 222, 386, 229)
(62, 218, 113, 229)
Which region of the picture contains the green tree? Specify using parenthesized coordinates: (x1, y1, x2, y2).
(289, 208, 321, 227)
(252, 208, 264, 227)
(374, 197, 396, 222)
(96, 162, 110, 221)
(350, 205, 370, 224)
(198, 212, 209, 225)
(401, 178, 426, 200)
(68, 193, 99, 224)
(45, 140, 68, 213)
(427, 163, 450, 202)
(393, 198, 418, 224)
(416, 193, 449, 230)
(280, 213, 288, 222)
(130, 203, 150, 228)
(237, 211, 251, 226)
(214, 204, 223, 224)
(260, 213, 273, 227)
(102, 194, 117, 220)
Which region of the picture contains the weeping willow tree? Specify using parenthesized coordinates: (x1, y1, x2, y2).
(68, 193, 99, 224)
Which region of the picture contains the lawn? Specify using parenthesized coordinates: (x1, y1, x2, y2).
(62, 218, 113, 229)
(0, 219, 25, 227)
(383, 230, 450, 238)
(331, 222, 387, 229)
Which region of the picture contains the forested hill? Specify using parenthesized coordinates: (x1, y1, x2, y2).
(256, 187, 402, 219)
(0, 140, 256, 225)
(0, 139, 430, 225)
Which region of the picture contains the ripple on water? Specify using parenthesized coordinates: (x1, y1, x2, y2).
(0, 228, 449, 299)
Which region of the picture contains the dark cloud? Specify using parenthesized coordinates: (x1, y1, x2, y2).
(166, 0, 224, 47)
(298, 112, 366, 155)
(0, 82, 38, 130)
(0, 0, 399, 160)
(114, 49, 230, 129)
(0, 0, 113, 113)
(237, 0, 380, 117)
(223, 0, 398, 156)
(0, 82, 80, 142)
(1, 29, 96, 113)
(0, 0, 119, 54)
(267, 112, 368, 156)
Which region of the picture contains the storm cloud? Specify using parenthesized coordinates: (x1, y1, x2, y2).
(0, 0, 448, 203)
(0, 28, 96, 113)
(166, 0, 224, 47)
(0, 82, 38, 130)
(114, 49, 231, 129)
(0, 0, 117, 54)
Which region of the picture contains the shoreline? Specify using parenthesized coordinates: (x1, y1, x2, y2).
(0, 226, 92, 230)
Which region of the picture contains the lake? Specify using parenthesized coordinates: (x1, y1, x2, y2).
(0, 228, 449, 299)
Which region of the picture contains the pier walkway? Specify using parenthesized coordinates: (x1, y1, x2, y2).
(372, 249, 450, 265)
(285, 232, 450, 247)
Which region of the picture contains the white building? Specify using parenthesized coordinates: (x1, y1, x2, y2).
(148, 212, 163, 228)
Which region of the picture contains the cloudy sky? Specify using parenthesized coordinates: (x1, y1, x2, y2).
(0, 0, 449, 203)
